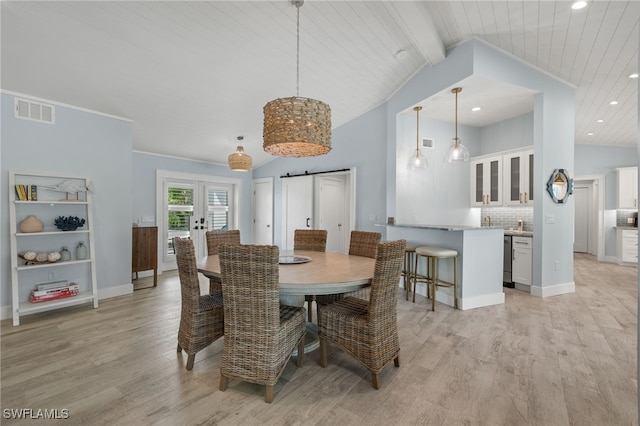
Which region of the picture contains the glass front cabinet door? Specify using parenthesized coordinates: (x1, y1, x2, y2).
(504, 150, 534, 206)
(470, 155, 503, 207)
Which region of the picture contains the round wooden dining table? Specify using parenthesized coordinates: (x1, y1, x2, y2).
(197, 250, 376, 354)
(197, 250, 376, 297)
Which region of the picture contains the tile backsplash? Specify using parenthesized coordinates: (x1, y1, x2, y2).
(480, 207, 533, 231)
(616, 210, 638, 227)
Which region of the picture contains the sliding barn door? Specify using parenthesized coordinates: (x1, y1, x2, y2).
(281, 175, 313, 250)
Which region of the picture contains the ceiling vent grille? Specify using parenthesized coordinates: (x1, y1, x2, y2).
(422, 138, 434, 149)
(14, 98, 55, 124)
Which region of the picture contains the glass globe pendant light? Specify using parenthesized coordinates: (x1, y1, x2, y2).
(407, 106, 427, 169)
(445, 87, 470, 163)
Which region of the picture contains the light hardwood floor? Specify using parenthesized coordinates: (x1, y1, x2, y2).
(1, 253, 637, 425)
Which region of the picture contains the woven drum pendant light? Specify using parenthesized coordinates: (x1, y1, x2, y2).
(445, 87, 470, 163)
(228, 136, 252, 171)
(263, 0, 331, 157)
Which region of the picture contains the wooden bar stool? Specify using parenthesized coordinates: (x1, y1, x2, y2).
(413, 246, 458, 311)
(401, 243, 419, 301)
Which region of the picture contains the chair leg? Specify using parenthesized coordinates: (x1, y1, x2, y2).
(265, 385, 274, 403)
(371, 372, 381, 390)
(319, 338, 328, 368)
(453, 256, 458, 309)
(219, 374, 228, 391)
(177, 343, 182, 352)
(431, 257, 437, 312)
(412, 254, 419, 303)
(296, 337, 305, 367)
(403, 252, 410, 301)
(394, 356, 400, 367)
(186, 354, 195, 370)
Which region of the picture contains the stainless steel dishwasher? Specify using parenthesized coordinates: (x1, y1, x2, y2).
(503, 235, 514, 288)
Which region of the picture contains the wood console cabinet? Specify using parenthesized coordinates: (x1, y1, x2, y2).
(132, 226, 158, 287)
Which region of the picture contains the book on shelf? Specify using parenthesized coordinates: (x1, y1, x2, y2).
(29, 283, 80, 303)
(36, 279, 69, 292)
(30, 288, 79, 303)
(32, 284, 79, 298)
(14, 184, 38, 201)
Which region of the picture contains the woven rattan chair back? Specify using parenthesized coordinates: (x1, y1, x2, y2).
(293, 229, 327, 252)
(218, 244, 306, 402)
(318, 239, 406, 389)
(173, 237, 224, 370)
(206, 230, 240, 255)
(174, 237, 205, 315)
(368, 239, 406, 318)
(205, 230, 240, 294)
(349, 230, 382, 258)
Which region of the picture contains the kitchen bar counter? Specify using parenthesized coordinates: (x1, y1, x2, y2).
(382, 223, 504, 310)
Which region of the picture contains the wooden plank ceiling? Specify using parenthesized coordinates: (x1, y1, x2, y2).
(1, 1, 637, 167)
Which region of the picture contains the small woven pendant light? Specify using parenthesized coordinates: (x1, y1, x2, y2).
(263, 0, 331, 157)
(228, 137, 252, 171)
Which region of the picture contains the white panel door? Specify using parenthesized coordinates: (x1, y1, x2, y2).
(252, 178, 273, 245)
(281, 175, 313, 250)
(573, 185, 589, 253)
(318, 176, 347, 253)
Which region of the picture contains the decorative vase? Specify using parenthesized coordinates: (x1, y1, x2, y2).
(60, 246, 71, 261)
(76, 241, 87, 260)
(19, 215, 44, 233)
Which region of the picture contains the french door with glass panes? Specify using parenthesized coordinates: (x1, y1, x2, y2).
(164, 180, 234, 264)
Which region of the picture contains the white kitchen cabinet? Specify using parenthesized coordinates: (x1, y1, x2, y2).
(470, 155, 502, 207)
(512, 236, 532, 286)
(616, 228, 638, 264)
(616, 167, 638, 209)
(504, 150, 534, 206)
(9, 171, 98, 326)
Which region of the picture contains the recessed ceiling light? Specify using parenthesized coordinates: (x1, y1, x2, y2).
(571, 1, 587, 10)
(587, 132, 594, 136)
(629, 73, 639, 79)
(610, 101, 619, 105)
(471, 107, 482, 112)
(596, 119, 604, 123)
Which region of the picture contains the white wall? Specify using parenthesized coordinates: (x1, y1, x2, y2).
(1, 92, 133, 312)
(132, 151, 253, 241)
(395, 115, 481, 226)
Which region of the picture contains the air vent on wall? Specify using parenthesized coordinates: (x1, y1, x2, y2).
(422, 138, 434, 149)
(14, 98, 55, 124)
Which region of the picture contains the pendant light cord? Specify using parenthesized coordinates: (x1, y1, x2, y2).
(295, 2, 301, 97)
(415, 106, 421, 152)
(452, 87, 462, 148)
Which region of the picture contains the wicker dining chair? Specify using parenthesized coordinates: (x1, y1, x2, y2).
(218, 244, 306, 403)
(318, 239, 406, 389)
(294, 229, 328, 322)
(173, 237, 224, 371)
(315, 230, 382, 311)
(205, 230, 240, 294)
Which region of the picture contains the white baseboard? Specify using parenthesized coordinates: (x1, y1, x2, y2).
(514, 283, 530, 293)
(400, 282, 505, 310)
(98, 283, 133, 300)
(459, 292, 505, 310)
(530, 281, 575, 298)
(0, 284, 134, 321)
